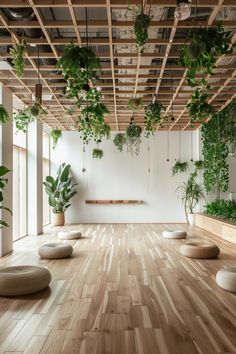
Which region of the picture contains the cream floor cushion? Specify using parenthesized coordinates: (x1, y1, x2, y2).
(180, 242, 220, 259)
(38, 243, 73, 259)
(57, 230, 82, 240)
(216, 267, 236, 293)
(162, 230, 187, 239)
(0, 266, 51, 296)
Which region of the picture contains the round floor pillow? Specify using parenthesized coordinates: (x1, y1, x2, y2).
(216, 267, 236, 293)
(162, 230, 187, 239)
(57, 230, 82, 240)
(180, 242, 220, 259)
(38, 243, 73, 259)
(0, 266, 51, 296)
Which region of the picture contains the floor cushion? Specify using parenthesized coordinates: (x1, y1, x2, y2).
(38, 243, 73, 259)
(216, 267, 236, 293)
(0, 266, 51, 296)
(57, 230, 82, 240)
(180, 242, 220, 259)
(162, 230, 187, 239)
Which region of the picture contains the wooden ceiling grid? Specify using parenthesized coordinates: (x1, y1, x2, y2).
(0, 0, 236, 131)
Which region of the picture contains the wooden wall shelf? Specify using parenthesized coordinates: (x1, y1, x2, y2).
(195, 213, 236, 245)
(85, 200, 144, 205)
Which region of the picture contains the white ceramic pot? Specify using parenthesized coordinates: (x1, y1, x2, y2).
(188, 213, 195, 225)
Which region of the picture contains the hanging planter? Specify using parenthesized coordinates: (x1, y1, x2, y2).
(194, 160, 204, 170)
(30, 100, 47, 117)
(134, 11, 151, 53)
(125, 121, 142, 156)
(171, 160, 188, 176)
(92, 148, 104, 159)
(144, 100, 166, 137)
(128, 97, 144, 110)
(50, 128, 62, 149)
(9, 39, 26, 78)
(113, 133, 126, 152)
(0, 104, 10, 124)
(186, 89, 215, 124)
(14, 107, 35, 133)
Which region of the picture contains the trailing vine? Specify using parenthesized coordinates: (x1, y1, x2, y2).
(201, 99, 236, 196)
(171, 160, 188, 176)
(125, 120, 142, 156)
(13, 107, 35, 133)
(186, 88, 215, 124)
(144, 100, 166, 137)
(113, 133, 126, 152)
(92, 148, 104, 159)
(50, 128, 62, 149)
(9, 39, 26, 78)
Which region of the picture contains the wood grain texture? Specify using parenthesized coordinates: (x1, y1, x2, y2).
(0, 223, 236, 354)
(85, 200, 144, 204)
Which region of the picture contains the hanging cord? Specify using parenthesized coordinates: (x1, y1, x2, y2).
(166, 129, 170, 162)
(191, 129, 193, 162)
(85, 8, 89, 114)
(37, 45, 40, 84)
(179, 129, 181, 160)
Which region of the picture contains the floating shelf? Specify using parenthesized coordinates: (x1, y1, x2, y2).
(85, 200, 144, 205)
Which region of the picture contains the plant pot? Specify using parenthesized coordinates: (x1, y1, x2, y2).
(53, 212, 65, 226)
(188, 213, 195, 226)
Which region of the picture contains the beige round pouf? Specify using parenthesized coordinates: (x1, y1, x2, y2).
(180, 242, 220, 259)
(216, 267, 236, 293)
(162, 230, 187, 239)
(57, 230, 81, 240)
(0, 266, 51, 296)
(38, 243, 73, 259)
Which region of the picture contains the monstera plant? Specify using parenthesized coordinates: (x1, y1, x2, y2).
(43, 163, 78, 226)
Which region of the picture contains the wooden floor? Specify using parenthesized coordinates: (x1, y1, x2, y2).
(0, 223, 236, 354)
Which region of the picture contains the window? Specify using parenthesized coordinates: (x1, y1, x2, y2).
(13, 129, 27, 241)
(43, 131, 50, 226)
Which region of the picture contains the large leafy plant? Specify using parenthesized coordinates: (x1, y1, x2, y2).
(0, 104, 10, 124)
(9, 39, 26, 78)
(204, 199, 236, 223)
(177, 171, 205, 223)
(144, 100, 166, 137)
(178, 25, 233, 87)
(0, 166, 12, 228)
(43, 163, 78, 214)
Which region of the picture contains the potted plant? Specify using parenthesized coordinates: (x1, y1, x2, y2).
(128, 97, 144, 110)
(13, 107, 35, 133)
(9, 39, 26, 78)
(171, 160, 188, 176)
(30, 100, 47, 117)
(144, 100, 165, 137)
(0, 104, 10, 124)
(113, 133, 126, 152)
(177, 171, 205, 225)
(194, 160, 204, 170)
(50, 128, 62, 149)
(92, 148, 104, 159)
(186, 89, 215, 124)
(133, 9, 151, 53)
(125, 120, 142, 156)
(0, 165, 12, 228)
(43, 163, 78, 226)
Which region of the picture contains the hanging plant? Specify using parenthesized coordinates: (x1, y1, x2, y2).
(0, 104, 10, 124)
(186, 88, 215, 124)
(133, 10, 151, 53)
(50, 128, 62, 149)
(0, 165, 12, 228)
(9, 39, 26, 78)
(13, 107, 35, 133)
(125, 121, 142, 156)
(128, 97, 144, 110)
(202, 99, 236, 196)
(57, 44, 101, 100)
(144, 100, 166, 137)
(30, 100, 47, 117)
(194, 160, 204, 170)
(171, 160, 188, 176)
(113, 133, 126, 152)
(178, 25, 234, 87)
(92, 148, 104, 159)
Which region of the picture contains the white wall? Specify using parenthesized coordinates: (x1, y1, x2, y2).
(51, 130, 199, 223)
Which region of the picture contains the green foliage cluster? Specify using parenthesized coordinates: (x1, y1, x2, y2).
(113, 122, 142, 155)
(50, 128, 62, 149)
(171, 160, 188, 176)
(113, 133, 126, 152)
(43, 163, 78, 214)
(134, 13, 151, 53)
(204, 199, 236, 223)
(178, 25, 233, 87)
(9, 40, 26, 78)
(128, 97, 144, 110)
(144, 101, 166, 137)
(0, 166, 12, 228)
(202, 100, 236, 194)
(0, 105, 10, 124)
(92, 148, 104, 159)
(126, 122, 142, 138)
(194, 160, 204, 170)
(30, 100, 47, 117)
(186, 89, 216, 124)
(13, 107, 35, 133)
